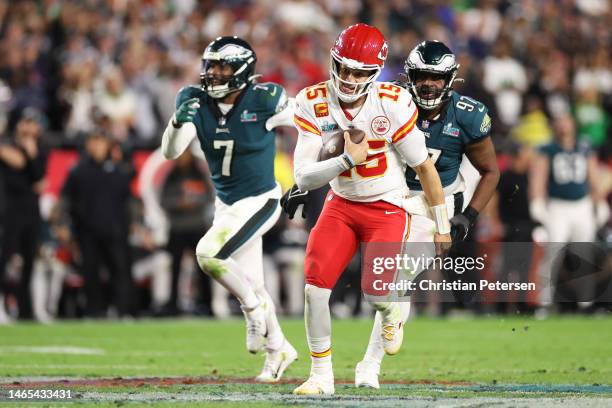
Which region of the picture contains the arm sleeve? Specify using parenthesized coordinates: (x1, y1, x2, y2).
(161, 118, 197, 159)
(393, 126, 429, 168)
(292, 93, 349, 190)
(293, 134, 349, 191)
(384, 87, 428, 167)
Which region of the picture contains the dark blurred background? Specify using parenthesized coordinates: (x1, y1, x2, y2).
(0, 0, 610, 322)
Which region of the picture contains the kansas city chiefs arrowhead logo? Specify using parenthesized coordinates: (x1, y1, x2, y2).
(378, 42, 389, 61)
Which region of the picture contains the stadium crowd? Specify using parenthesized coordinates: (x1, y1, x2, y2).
(0, 0, 610, 322)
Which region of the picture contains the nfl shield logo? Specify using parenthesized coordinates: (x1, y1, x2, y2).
(422, 120, 429, 129)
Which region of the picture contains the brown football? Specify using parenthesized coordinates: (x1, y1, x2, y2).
(318, 128, 366, 161)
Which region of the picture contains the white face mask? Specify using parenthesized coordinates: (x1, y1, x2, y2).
(329, 54, 381, 103)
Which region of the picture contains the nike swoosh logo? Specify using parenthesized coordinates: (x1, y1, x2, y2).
(270, 88, 277, 96)
(478, 105, 485, 112)
(385, 211, 399, 215)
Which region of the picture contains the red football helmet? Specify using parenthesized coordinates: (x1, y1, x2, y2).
(330, 23, 388, 102)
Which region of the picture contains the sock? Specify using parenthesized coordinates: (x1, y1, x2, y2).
(197, 255, 259, 309)
(256, 287, 285, 351)
(363, 301, 411, 364)
(304, 284, 333, 377)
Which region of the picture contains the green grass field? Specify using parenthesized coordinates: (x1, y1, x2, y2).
(0, 316, 611, 407)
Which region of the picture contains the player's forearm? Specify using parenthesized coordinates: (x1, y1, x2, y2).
(161, 117, 196, 160)
(467, 167, 500, 213)
(294, 157, 349, 191)
(415, 159, 445, 207)
(415, 159, 450, 234)
(293, 133, 350, 191)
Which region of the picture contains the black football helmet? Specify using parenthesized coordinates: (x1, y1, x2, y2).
(200, 36, 257, 99)
(403, 40, 459, 110)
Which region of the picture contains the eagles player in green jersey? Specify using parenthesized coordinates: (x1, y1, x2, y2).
(161, 36, 297, 382)
(355, 41, 500, 388)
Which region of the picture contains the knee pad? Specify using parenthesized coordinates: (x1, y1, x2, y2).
(196, 254, 227, 279)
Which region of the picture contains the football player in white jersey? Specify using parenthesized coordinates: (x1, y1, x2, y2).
(291, 23, 451, 395)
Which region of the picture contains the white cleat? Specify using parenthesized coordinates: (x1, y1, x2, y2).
(293, 374, 335, 395)
(382, 304, 404, 355)
(255, 340, 298, 383)
(354, 359, 380, 389)
(242, 303, 267, 354)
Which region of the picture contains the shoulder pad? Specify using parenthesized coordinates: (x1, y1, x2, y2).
(251, 82, 287, 114)
(452, 93, 491, 139)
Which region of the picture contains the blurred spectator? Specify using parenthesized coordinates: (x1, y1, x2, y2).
(160, 149, 214, 316)
(573, 48, 612, 96)
(60, 57, 97, 138)
(495, 143, 537, 312)
(497, 143, 536, 242)
(511, 95, 552, 148)
(129, 200, 172, 315)
(482, 38, 528, 128)
(61, 129, 134, 317)
(0, 110, 47, 320)
(574, 88, 609, 150)
(93, 67, 136, 143)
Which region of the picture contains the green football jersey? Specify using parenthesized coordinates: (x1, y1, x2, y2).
(539, 140, 590, 200)
(175, 83, 286, 204)
(405, 91, 491, 191)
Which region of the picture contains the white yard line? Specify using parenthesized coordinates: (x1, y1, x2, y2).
(0, 346, 105, 355)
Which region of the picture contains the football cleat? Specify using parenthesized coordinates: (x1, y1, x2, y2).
(293, 374, 335, 395)
(242, 303, 267, 354)
(354, 359, 380, 389)
(381, 304, 404, 355)
(255, 340, 298, 383)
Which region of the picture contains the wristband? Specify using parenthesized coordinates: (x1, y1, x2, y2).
(340, 152, 355, 169)
(463, 206, 479, 225)
(432, 203, 451, 234)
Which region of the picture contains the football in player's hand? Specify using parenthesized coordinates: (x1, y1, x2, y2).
(318, 128, 366, 161)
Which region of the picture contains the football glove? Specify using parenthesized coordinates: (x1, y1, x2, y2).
(280, 184, 310, 219)
(173, 97, 200, 126)
(450, 206, 479, 242)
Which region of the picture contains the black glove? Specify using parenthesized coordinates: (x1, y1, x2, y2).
(450, 206, 479, 242)
(280, 184, 310, 219)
